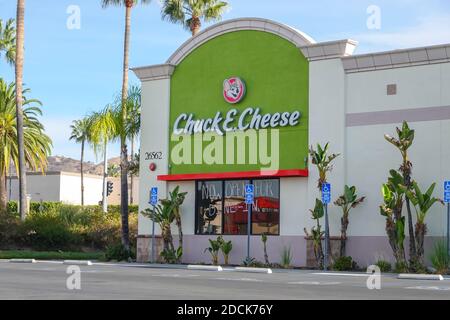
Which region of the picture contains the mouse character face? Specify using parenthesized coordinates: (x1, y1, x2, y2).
(223, 77, 246, 104)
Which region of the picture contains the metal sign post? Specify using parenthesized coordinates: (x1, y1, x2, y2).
(444, 181, 450, 255)
(245, 184, 254, 262)
(321, 183, 331, 271)
(150, 187, 158, 264)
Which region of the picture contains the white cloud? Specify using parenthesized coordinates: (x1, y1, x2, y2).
(353, 13, 450, 52)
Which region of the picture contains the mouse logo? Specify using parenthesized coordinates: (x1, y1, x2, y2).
(223, 77, 246, 104)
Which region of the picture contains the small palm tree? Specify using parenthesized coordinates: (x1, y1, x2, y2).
(385, 121, 417, 267)
(0, 79, 52, 212)
(88, 106, 117, 212)
(402, 181, 444, 266)
(161, 0, 229, 36)
(101, 0, 151, 252)
(0, 18, 16, 66)
(69, 118, 91, 206)
(334, 185, 365, 257)
(309, 143, 340, 190)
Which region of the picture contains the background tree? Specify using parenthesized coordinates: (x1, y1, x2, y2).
(385, 121, 417, 267)
(0, 18, 16, 66)
(0, 79, 52, 212)
(15, 0, 28, 220)
(334, 185, 365, 257)
(69, 118, 91, 206)
(89, 106, 117, 213)
(101, 0, 151, 253)
(114, 85, 141, 204)
(161, 0, 228, 36)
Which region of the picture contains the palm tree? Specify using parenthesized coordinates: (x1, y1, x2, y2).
(114, 85, 141, 204)
(88, 106, 117, 213)
(101, 0, 151, 253)
(15, 0, 27, 220)
(0, 79, 52, 212)
(0, 18, 16, 66)
(69, 118, 91, 207)
(161, 0, 228, 36)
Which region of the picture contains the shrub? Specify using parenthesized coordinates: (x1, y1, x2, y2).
(160, 247, 182, 264)
(104, 243, 134, 261)
(332, 256, 355, 271)
(429, 240, 449, 275)
(21, 210, 81, 250)
(375, 260, 392, 273)
(280, 246, 293, 269)
(394, 261, 409, 273)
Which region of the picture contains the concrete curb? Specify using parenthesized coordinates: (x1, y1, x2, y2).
(235, 267, 273, 274)
(187, 265, 223, 271)
(9, 259, 36, 263)
(63, 260, 93, 266)
(398, 273, 444, 281)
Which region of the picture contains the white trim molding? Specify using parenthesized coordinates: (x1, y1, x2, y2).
(132, 64, 175, 81)
(166, 17, 316, 66)
(342, 43, 450, 73)
(299, 39, 358, 61)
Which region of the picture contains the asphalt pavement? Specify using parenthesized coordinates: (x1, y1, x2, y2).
(0, 260, 449, 300)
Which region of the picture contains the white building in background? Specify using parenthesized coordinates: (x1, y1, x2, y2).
(9, 172, 104, 205)
(8, 172, 140, 206)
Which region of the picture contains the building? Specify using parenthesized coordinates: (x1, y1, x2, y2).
(134, 18, 450, 266)
(8, 172, 139, 206)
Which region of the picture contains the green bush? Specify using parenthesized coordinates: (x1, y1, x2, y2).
(394, 261, 409, 273)
(429, 240, 449, 275)
(1, 202, 138, 252)
(375, 260, 392, 273)
(21, 211, 82, 250)
(332, 256, 355, 271)
(104, 243, 135, 261)
(280, 246, 293, 269)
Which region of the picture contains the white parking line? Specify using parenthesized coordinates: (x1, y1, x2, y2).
(288, 281, 342, 286)
(214, 277, 263, 282)
(405, 286, 450, 291)
(151, 274, 200, 278)
(312, 272, 368, 277)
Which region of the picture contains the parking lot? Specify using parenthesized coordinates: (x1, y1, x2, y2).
(1, 260, 450, 300)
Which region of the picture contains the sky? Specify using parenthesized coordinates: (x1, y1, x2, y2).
(0, 0, 449, 162)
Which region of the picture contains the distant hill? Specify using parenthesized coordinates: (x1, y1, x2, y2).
(10, 156, 123, 176)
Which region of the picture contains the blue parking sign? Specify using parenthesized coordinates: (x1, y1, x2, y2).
(245, 184, 254, 204)
(322, 183, 331, 204)
(444, 181, 450, 203)
(150, 187, 158, 206)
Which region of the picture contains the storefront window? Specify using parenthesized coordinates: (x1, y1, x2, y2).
(223, 180, 250, 235)
(195, 179, 280, 235)
(196, 181, 223, 235)
(252, 179, 280, 235)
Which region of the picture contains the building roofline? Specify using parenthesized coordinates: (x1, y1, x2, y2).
(342, 42, 450, 73)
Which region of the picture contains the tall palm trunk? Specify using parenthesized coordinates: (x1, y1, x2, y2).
(340, 213, 349, 257)
(190, 16, 201, 36)
(120, 2, 132, 251)
(402, 158, 417, 267)
(80, 139, 85, 206)
(0, 172, 7, 212)
(102, 142, 108, 213)
(15, 0, 27, 220)
(130, 137, 134, 205)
